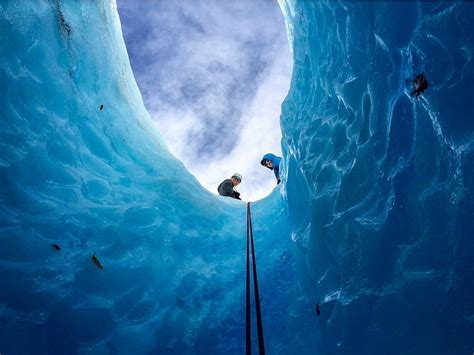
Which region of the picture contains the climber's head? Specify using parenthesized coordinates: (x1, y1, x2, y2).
(260, 158, 273, 170)
(231, 173, 242, 186)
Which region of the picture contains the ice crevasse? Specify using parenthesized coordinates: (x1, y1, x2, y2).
(0, 1, 473, 354)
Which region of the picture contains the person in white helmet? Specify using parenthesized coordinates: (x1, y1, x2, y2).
(217, 173, 242, 200)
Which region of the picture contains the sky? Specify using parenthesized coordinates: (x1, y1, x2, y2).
(117, 0, 292, 201)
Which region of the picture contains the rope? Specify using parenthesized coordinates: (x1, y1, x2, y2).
(246, 202, 266, 355)
(246, 202, 251, 354)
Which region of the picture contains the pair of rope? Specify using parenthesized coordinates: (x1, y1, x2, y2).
(246, 202, 265, 354)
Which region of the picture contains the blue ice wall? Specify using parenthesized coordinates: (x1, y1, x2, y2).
(0, 1, 308, 354)
(279, 1, 474, 354)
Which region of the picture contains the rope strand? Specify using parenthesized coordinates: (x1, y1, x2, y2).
(246, 202, 265, 354)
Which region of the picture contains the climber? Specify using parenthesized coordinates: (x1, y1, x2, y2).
(260, 153, 282, 184)
(410, 72, 429, 98)
(217, 173, 242, 200)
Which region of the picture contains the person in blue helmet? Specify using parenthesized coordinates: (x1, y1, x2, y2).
(260, 153, 282, 184)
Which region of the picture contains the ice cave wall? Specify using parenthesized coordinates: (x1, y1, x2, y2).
(279, 1, 474, 354)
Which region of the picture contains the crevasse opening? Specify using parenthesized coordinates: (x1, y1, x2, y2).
(117, 0, 293, 202)
(1, 1, 473, 354)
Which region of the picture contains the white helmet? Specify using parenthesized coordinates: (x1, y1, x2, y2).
(232, 173, 242, 181)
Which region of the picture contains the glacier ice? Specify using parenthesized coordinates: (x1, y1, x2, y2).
(280, 1, 474, 354)
(1, 1, 473, 354)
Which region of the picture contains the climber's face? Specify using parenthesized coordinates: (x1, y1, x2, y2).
(265, 161, 273, 169)
(231, 177, 241, 186)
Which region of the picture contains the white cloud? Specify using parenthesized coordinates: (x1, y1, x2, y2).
(193, 44, 292, 201)
(118, 0, 292, 201)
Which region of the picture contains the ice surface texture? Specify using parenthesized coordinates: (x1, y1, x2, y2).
(279, 1, 474, 354)
(1, 0, 473, 354)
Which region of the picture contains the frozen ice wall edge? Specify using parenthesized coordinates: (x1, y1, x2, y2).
(278, 1, 474, 353)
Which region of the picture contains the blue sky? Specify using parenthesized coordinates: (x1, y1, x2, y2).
(117, 0, 292, 201)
